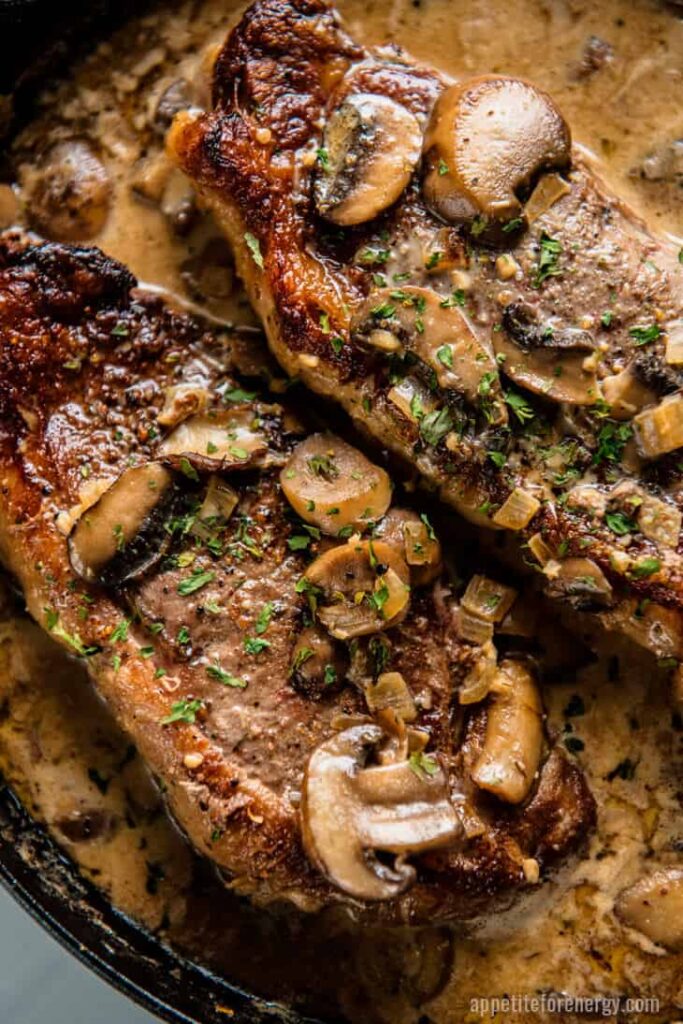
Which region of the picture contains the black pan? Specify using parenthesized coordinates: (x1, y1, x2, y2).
(0, 3, 319, 1021)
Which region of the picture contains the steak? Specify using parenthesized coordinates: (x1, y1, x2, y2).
(0, 233, 594, 922)
(169, 0, 683, 663)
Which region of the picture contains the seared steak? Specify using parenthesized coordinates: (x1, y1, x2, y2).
(0, 234, 594, 922)
(169, 0, 683, 662)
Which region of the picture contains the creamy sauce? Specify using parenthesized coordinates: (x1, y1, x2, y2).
(3, 0, 683, 1021)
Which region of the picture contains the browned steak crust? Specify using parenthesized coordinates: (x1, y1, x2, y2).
(0, 234, 594, 922)
(169, 0, 683, 660)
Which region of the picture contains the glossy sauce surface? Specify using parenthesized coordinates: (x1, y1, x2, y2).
(3, 1, 683, 1021)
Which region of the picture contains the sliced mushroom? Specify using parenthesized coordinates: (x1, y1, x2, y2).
(305, 539, 410, 640)
(290, 624, 348, 699)
(23, 140, 112, 242)
(301, 725, 462, 900)
(471, 659, 544, 804)
(544, 557, 613, 610)
(159, 409, 271, 471)
(68, 463, 176, 585)
(423, 76, 571, 226)
(495, 304, 598, 405)
(157, 383, 210, 428)
(314, 94, 422, 226)
(352, 287, 505, 415)
(615, 869, 683, 951)
(280, 433, 391, 537)
(374, 507, 442, 586)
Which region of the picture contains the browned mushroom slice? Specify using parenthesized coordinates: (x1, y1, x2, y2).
(495, 304, 598, 405)
(280, 433, 391, 536)
(305, 539, 410, 640)
(290, 624, 348, 699)
(68, 463, 176, 585)
(352, 287, 505, 416)
(301, 724, 462, 901)
(471, 659, 544, 804)
(374, 507, 442, 585)
(314, 94, 422, 226)
(159, 409, 272, 471)
(423, 76, 571, 227)
(544, 557, 614, 611)
(23, 140, 112, 242)
(615, 869, 683, 951)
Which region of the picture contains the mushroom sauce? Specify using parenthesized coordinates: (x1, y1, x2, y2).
(1, 0, 683, 1021)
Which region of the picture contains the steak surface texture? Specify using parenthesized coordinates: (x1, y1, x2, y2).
(169, 0, 683, 662)
(0, 234, 594, 922)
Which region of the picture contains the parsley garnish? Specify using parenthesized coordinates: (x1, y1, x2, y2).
(593, 422, 632, 466)
(223, 387, 257, 403)
(244, 232, 264, 270)
(533, 232, 563, 287)
(420, 408, 453, 446)
(505, 391, 535, 424)
(244, 636, 271, 655)
(436, 345, 453, 369)
(316, 147, 330, 172)
(162, 698, 204, 725)
(206, 664, 247, 688)
(408, 751, 439, 779)
(630, 557, 661, 578)
(255, 601, 275, 634)
(177, 569, 215, 596)
(629, 323, 662, 347)
(605, 511, 637, 536)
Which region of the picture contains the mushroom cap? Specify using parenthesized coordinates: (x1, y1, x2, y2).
(314, 93, 423, 226)
(423, 75, 571, 226)
(301, 725, 463, 901)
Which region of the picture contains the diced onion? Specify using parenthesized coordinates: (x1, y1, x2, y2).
(523, 172, 570, 223)
(665, 321, 683, 366)
(459, 641, 498, 704)
(493, 487, 541, 530)
(634, 395, 683, 458)
(364, 672, 417, 722)
(527, 532, 554, 566)
(454, 606, 494, 645)
(461, 574, 517, 623)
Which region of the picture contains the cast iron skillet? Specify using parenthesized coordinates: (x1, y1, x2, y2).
(0, 3, 319, 1022)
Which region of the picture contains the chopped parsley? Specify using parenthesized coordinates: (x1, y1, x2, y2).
(255, 601, 275, 634)
(244, 231, 264, 270)
(45, 608, 98, 657)
(288, 534, 311, 551)
(593, 421, 632, 466)
(420, 407, 453, 446)
(436, 345, 453, 369)
(291, 646, 314, 673)
(308, 454, 338, 479)
(605, 511, 637, 536)
(425, 250, 443, 270)
(162, 698, 204, 725)
(178, 457, 199, 482)
(177, 569, 215, 596)
(440, 289, 466, 308)
(630, 556, 661, 578)
(110, 618, 130, 643)
(316, 146, 330, 171)
(629, 323, 662, 347)
(488, 450, 506, 469)
(206, 664, 247, 688)
(223, 387, 257, 403)
(408, 751, 439, 779)
(330, 336, 344, 355)
(437, 158, 449, 176)
(533, 232, 563, 287)
(502, 217, 523, 234)
(244, 636, 271, 654)
(420, 513, 436, 541)
(600, 310, 613, 328)
(323, 664, 337, 686)
(505, 391, 535, 424)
